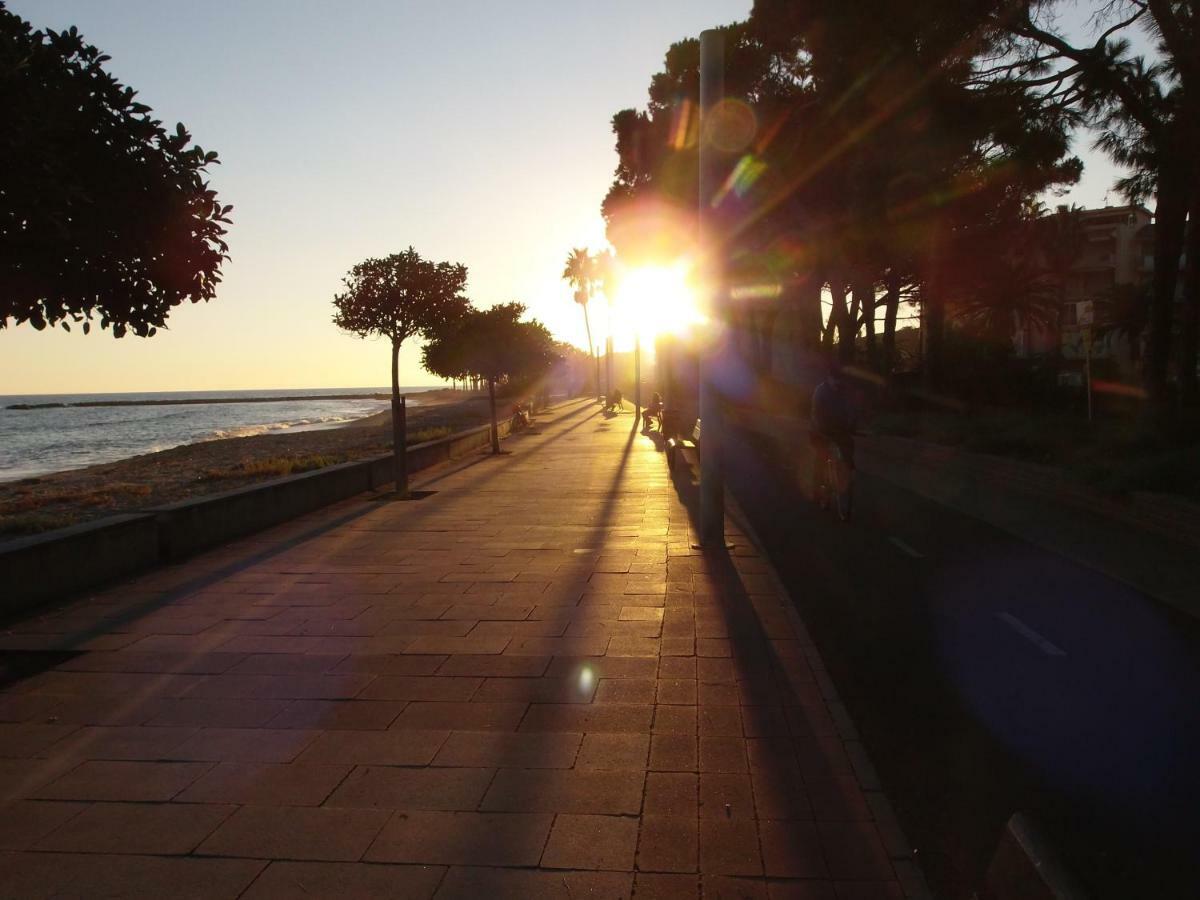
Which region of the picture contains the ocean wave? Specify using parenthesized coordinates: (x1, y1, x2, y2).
(206, 413, 368, 440)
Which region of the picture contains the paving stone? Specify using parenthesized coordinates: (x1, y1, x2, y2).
(0, 723, 77, 758)
(168, 727, 319, 763)
(542, 813, 638, 870)
(633, 872, 701, 899)
(296, 730, 448, 766)
(700, 772, 756, 820)
(187, 673, 374, 700)
(331, 654, 447, 675)
(177, 762, 351, 806)
(34, 759, 211, 801)
(50, 725, 196, 761)
(759, 820, 828, 877)
(520, 703, 653, 733)
(701, 736, 749, 773)
(546, 656, 659, 679)
(595, 677, 657, 704)
(831, 880, 903, 899)
(649, 734, 697, 772)
(267, 699, 406, 730)
(652, 705, 697, 735)
(391, 701, 526, 731)
(657, 678, 698, 705)
(437, 654, 551, 677)
(147, 697, 291, 728)
(473, 676, 594, 703)
(658, 657, 697, 679)
(365, 810, 552, 866)
(241, 860, 445, 899)
(0, 800, 88, 849)
(357, 676, 482, 702)
(0, 852, 265, 900)
(575, 732, 649, 770)
(36, 800, 235, 854)
(198, 805, 390, 861)
(768, 882, 837, 899)
(432, 866, 631, 899)
(433, 730, 580, 768)
(637, 815, 698, 873)
(228, 654, 346, 675)
(644, 771, 697, 817)
(699, 818, 763, 876)
(817, 820, 895, 880)
(482, 768, 644, 815)
(326, 765, 493, 810)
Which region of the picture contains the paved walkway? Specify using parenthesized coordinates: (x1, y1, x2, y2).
(0, 400, 919, 899)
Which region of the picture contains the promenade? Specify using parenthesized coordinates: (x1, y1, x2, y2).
(0, 399, 917, 899)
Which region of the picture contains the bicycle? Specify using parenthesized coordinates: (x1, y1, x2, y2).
(816, 441, 853, 521)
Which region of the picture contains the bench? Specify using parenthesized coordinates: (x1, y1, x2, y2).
(666, 419, 700, 472)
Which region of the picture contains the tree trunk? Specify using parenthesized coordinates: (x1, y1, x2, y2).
(882, 272, 900, 377)
(829, 279, 853, 363)
(796, 271, 823, 352)
(854, 280, 877, 371)
(924, 284, 945, 390)
(1147, 171, 1187, 408)
(390, 341, 407, 494)
(1179, 190, 1199, 407)
(487, 378, 500, 453)
(582, 303, 599, 401)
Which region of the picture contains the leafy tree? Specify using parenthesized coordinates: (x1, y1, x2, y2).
(333, 248, 470, 491)
(0, 3, 232, 337)
(1000, 0, 1198, 410)
(423, 303, 558, 453)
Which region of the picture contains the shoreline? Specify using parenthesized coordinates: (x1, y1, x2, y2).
(0, 389, 492, 539)
(5, 392, 396, 411)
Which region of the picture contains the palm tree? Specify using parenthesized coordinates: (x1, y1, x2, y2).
(563, 248, 599, 399)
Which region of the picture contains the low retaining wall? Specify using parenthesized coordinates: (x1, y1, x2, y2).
(0, 514, 159, 619)
(0, 407, 549, 621)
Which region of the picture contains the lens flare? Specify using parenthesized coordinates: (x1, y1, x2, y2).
(611, 264, 705, 349)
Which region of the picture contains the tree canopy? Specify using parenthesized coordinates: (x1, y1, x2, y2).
(422, 302, 558, 386)
(332, 248, 470, 348)
(0, 3, 232, 337)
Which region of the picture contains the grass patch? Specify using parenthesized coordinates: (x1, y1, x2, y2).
(408, 426, 453, 444)
(201, 454, 343, 481)
(0, 512, 80, 537)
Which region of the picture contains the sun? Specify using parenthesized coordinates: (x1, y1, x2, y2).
(609, 263, 704, 350)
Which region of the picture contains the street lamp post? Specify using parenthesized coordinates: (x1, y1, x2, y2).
(698, 28, 725, 546)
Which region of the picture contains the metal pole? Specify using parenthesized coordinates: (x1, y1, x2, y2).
(698, 28, 725, 546)
(635, 334, 642, 424)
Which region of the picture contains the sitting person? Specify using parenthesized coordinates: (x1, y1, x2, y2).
(642, 392, 663, 431)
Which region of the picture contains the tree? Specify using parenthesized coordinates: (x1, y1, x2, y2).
(0, 4, 232, 337)
(423, 303, 558, 453)
(562, 248, 599, 398)
(1001, 0, 1198, 411)
(332, 248, 469, 492)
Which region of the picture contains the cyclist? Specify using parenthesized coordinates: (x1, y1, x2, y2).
(810, 361, 856, 504)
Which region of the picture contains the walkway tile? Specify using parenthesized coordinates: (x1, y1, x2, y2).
(365, 810, 552, 866)
(240, 861, 445, 899)
(0, 400, 913, 897)
(198, 805, 389, 861)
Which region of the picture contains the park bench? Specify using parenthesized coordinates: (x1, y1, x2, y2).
(666, 418, 700, 472)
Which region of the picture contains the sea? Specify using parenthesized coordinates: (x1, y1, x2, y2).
(0, 387, 439, 483)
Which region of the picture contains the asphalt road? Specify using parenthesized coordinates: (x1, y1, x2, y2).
(721, 423, 1200, 899)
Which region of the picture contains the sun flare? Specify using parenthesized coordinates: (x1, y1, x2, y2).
(608, 264, 704, 351)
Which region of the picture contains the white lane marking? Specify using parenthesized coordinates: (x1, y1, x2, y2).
(996, 612, 1067, 657)
(888, 537, 924, 558)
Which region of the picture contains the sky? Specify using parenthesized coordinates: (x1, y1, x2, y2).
(1, 0, 1151, 394)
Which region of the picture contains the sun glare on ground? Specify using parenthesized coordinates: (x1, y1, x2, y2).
(609, 263, 704, 351)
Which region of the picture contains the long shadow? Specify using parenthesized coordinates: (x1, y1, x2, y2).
(666, 437, 888, 888)
(0, 401, 601, 687)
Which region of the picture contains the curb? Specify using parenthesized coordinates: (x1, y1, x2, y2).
(723, 488, 933, 899)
